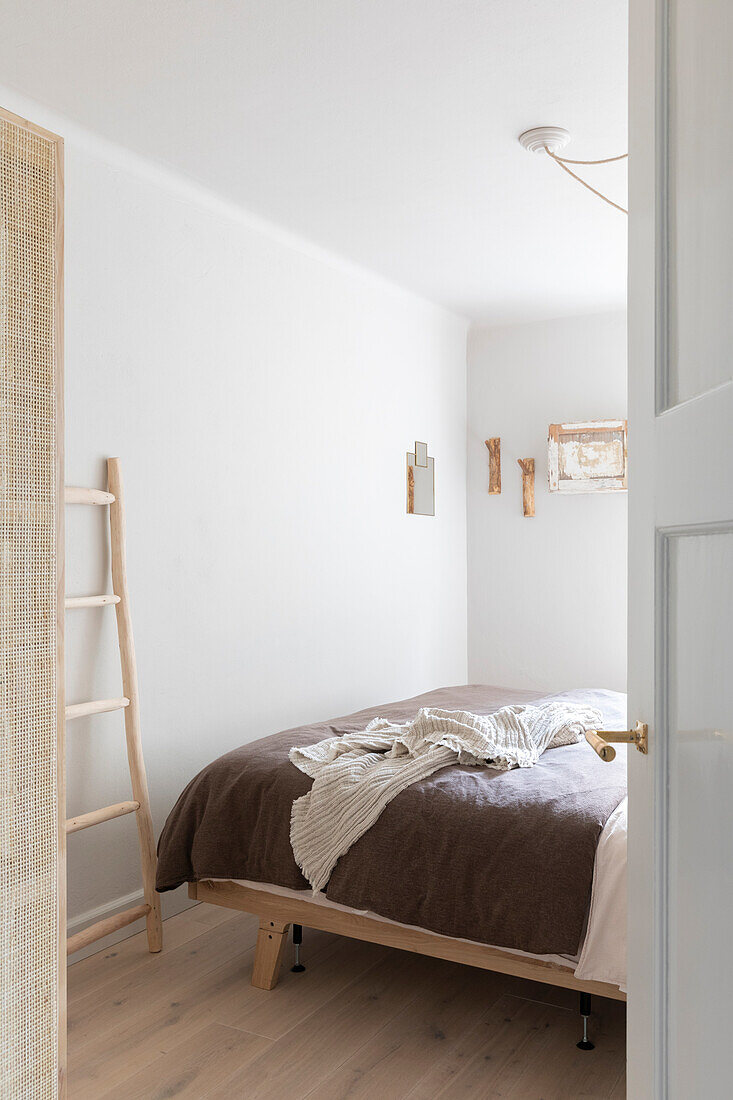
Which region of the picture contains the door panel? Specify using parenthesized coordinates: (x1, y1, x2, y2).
(666, 528, 733, 1095)
(668, 0, 733, 406)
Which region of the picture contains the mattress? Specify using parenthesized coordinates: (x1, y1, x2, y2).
(157, 684, 627, 960)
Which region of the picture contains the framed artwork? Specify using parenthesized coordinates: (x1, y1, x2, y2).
(406, 441, 435, 515)
(548, 420, 627, 494)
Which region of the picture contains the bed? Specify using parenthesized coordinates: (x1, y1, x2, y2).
(156, 684, 628, 1004)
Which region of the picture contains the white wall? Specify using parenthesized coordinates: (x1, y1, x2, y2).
(1, 89, 468, 939)
(467, 312, 627, 693)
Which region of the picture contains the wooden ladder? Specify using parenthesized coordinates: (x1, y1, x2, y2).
(64, 457, 162, 956)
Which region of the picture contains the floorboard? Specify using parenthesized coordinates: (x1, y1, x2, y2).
(100, 1023, 271, 1100)
(67, 904, 238, 1005)
(68, 904, 626, 1099)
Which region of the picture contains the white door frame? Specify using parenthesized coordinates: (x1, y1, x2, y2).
(626, 4, 660, 1087)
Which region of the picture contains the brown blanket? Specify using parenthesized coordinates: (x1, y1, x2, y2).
(157, 684, 626, 955)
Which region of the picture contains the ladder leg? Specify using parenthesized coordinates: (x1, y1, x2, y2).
(108, 457, 163, 953)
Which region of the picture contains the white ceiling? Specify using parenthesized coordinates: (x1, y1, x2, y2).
(0, 0, 628, 323)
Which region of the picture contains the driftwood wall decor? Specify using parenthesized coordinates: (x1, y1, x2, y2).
(548, 420, 627, 493)
(406, 441, 435, 516)
(485, 438, 501, 494)
(481, 420, 625, 518)
(517, 458, 535, 517)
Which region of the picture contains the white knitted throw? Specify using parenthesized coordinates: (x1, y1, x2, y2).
(289, 701, 602, 891)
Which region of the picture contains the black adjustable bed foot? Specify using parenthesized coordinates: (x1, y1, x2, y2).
(576, 992, 595, 1050)
(291, 923, 305, 973)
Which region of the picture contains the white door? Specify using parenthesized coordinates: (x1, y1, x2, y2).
(628, 1, 733, 1096)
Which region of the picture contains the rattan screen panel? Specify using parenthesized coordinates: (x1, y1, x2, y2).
(0, 112, 63, 1098)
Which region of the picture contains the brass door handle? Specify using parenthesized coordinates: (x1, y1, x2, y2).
(585, 721, 648, 762)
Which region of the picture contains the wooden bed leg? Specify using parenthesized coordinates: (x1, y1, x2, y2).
(251, 919, 290, 990)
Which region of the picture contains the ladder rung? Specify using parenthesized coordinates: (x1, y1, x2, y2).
(65, 594, 121, 609)
(65, 485, 116, 505)
(67, 903, 151, 956)
(65, 697, 129, 721)
(66, 800, 140, 834)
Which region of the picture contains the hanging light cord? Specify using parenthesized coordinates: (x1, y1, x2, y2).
(544, 146, 628, 215)
(551, 151, 628, 165)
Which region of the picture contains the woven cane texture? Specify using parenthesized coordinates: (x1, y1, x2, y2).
(0, 116, 59, 1098)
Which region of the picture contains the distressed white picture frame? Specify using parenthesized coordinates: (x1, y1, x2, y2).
(548, 420, 627, 494)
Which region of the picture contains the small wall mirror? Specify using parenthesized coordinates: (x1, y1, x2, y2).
(406, 441, 435, 516)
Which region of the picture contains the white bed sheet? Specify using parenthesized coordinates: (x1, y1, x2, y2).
(575, 796, 627, 990)
(223, 794, 627, 993)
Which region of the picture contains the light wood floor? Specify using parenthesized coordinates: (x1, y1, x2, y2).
(68, 904, 626, 1099)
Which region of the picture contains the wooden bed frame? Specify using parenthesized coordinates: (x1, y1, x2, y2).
(188, 879, 626, 1003)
